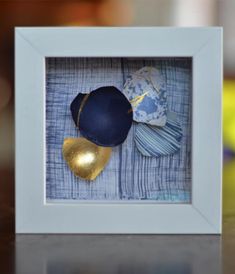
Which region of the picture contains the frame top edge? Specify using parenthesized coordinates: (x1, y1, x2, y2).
(14, 26, 223, 31)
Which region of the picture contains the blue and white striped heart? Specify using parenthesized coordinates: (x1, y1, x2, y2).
(135, 111, 182, 157)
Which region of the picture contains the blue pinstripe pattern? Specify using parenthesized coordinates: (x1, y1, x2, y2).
(135, 111, 183, 157)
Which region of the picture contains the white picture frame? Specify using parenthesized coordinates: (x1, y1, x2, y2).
(15, 27, 222, 234)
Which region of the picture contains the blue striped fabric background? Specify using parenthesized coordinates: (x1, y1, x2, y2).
(46, 58, 192, 203)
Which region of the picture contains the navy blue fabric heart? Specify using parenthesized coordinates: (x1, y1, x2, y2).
(70, 86, 133, 147)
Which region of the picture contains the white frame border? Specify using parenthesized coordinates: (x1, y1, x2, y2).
(15, 27, 222, 234)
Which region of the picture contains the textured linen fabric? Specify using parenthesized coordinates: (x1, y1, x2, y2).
(46, 58, 192, 202)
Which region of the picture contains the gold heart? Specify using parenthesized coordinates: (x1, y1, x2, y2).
(62, 137, 112, 181)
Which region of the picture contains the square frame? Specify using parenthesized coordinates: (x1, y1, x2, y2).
(15, 27, 222, 234)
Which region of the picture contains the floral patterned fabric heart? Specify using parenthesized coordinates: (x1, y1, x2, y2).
(123, 66, 167, 126)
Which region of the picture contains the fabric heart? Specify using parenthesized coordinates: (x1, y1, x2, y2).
(70, 86, 133, 147)
(123, 66, 167, 126)
(135, 111, 182, 157)
(62, 137, 112, 180)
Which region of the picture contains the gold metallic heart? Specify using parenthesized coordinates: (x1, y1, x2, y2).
(62, 137, 112, 181)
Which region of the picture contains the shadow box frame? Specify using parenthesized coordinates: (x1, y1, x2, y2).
(15, 27, 222, 234)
